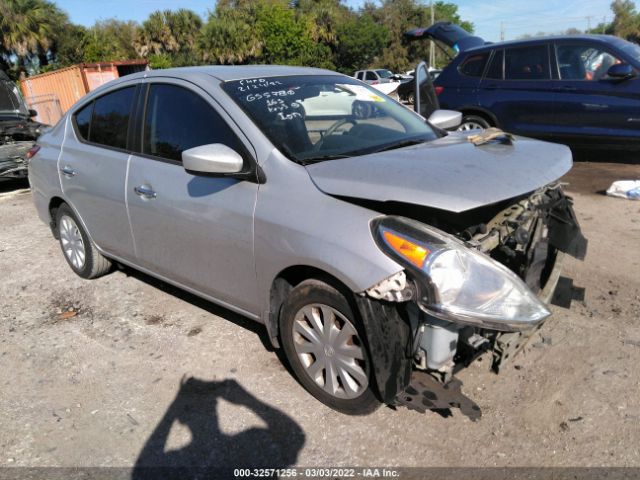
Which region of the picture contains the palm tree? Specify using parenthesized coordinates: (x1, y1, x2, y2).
(135, 9, 203, 65)
(0, 0, 67, 68)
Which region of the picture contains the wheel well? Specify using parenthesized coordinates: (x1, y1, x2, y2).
(267, 265, 354, 348)
(460, 109, 497, 127)
(48, 197, 66, 238)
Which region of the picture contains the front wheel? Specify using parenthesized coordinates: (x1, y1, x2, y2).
(280, 279, 380, 415)
(457, 114, 491, 131)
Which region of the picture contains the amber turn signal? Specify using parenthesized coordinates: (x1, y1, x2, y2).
(382, 230, 430, 268)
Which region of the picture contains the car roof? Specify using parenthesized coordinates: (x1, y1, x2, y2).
(464, 34, 620, 54)
(120, 65, 340, 83)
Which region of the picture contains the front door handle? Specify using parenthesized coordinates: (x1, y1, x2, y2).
(60, 165, 77, 177)
(134, 185, 157, 199)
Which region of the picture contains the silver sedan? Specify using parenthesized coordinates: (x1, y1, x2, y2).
(29, 66, 586, 415)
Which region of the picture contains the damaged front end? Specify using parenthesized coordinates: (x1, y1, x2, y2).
(1, 71, 43, 179)
(357, 183, 587, 418)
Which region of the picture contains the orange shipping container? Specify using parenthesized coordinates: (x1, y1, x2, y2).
(20, 60, 147, 125)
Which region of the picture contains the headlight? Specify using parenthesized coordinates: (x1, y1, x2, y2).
(372, 216, 550, 331)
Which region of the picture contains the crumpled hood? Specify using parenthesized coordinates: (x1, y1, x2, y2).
(306, 133, 573, 213)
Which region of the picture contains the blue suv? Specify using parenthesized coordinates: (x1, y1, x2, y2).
(406, 23, 640, 151)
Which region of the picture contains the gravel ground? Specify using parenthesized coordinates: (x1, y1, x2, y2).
(0, 161, 639, 469)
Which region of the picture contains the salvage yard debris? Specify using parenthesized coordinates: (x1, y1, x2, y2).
(606, 180, 640, 200)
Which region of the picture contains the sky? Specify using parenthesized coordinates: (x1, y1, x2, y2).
(55, 0, 613, 42)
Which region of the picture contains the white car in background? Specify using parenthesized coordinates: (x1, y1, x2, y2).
(353, 69, 401, 99)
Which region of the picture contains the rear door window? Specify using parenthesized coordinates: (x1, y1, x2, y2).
(505, 45, 550, 80)
(143, 84, 240, 163)
(459, 52, 489, 77)
(89, 87, 135, 149)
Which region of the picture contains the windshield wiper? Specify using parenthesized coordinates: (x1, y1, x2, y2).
(370, 138, 429, 153)
(299, 154, 351, 164)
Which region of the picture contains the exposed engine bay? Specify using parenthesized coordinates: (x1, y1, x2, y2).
(355, 183, 587, 418)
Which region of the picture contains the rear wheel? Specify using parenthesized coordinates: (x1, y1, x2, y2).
(56, 203, 112, 279)
(280, 279, 380, 415)
(457, 114, 491, 131)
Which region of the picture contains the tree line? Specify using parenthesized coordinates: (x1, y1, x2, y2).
(3, 0, 639, 81)
(0, 0, 472, 79)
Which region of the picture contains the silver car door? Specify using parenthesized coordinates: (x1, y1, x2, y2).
(59, 84, 137, 260)
(126, 79, 260, 316)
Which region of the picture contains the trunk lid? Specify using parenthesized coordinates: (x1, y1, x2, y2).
(404, 22, 485, 53)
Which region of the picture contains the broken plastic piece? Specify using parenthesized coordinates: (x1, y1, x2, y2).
(364, 271, 413, 302)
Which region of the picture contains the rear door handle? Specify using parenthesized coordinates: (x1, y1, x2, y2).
(60, 165, 77, 177)
(134, 185, 157, 199)
(484, 84, 500, 90)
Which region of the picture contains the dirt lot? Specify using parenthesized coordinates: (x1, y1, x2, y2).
(1, 161, 639, 470)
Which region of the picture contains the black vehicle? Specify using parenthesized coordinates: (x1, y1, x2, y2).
(406, 22, 640, 151)
(1, 70, 44, 179)
(398, 69, 442, 103)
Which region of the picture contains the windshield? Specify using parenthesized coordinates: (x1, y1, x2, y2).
(613, 38, 640, 66)
(0, 80, 29, 116)
(223, 75, 438, 163)
(376, 69, 394, 79)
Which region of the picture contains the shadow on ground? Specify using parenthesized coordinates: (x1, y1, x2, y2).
(561, 161, 640, 195)
(132, 377, 305, 479)
(118, 264, 277, 354)
(0, 178, 29, 194)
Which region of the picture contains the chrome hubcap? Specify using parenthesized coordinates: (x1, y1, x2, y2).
(59, 215, 86, 270)
(293, 304, 368, 399)
(457, 121, 485, 131)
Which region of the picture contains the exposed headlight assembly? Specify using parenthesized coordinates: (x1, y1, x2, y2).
(371, 216, 550, 331)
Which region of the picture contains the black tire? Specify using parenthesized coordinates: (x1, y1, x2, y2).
(280, 279, 380, 415)
(352, 101, 372, 120)
(406, 91, 415, 105)
(458, 114, 492, 131)
(55, 203, 112, 279)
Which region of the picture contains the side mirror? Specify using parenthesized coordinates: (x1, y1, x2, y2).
(182, 143, 243, 175)
(28, 109, 38, 117)
(607, 63, 635, 79)
(428, 110, 462, 130)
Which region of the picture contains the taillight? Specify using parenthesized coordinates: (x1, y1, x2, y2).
(435, 86, 444, 95)
(26, 145, 41, 159)
(372, 80, 379, 85)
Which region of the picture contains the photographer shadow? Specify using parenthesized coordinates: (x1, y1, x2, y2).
(132, 377, 305, 479)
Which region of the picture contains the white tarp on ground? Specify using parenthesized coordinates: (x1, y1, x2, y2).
(606, 180, 640, 200)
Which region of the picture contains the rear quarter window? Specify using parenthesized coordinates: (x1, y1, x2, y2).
(73, 102, 93, 140)
(459, 52, 490, 77)
(485, 50, 504, 79)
